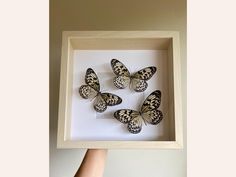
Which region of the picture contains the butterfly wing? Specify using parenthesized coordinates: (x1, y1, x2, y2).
(114, 109, 142, 134)
(141, 90, 161, 113)
(113, 75, 130, 89)
(79, 85, 98, 99)
(114, 109, 139, 124)
(111, 59, 130, 76)
(132, 66, 156, 81)
(142, 109, 163, 125)
(130, 67, 156, 92)
(127, 115, 143, 134)
(85, 68, 100, 92)
(101, 93, 122, 106)
(131, 78, 148, 92)
(93, 94, 107, 113)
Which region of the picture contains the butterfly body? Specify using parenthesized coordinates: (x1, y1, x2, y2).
(111, 59, 157, 92)
(114, 90, 163, 134)
(79, 68, 122, 113)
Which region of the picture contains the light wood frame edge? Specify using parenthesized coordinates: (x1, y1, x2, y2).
(57, 31, 183, 149)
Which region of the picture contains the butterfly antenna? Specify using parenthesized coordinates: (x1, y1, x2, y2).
(101, 89, 109, 92)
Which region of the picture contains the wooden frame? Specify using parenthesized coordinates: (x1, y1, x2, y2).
(57, 31, 183, 149)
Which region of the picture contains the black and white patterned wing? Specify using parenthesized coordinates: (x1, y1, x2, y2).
(79, 85, 98, 99)
(114, 109, 139, 124)
(111, 59, 130, 76)
(132, 67, 156, 81)
(131, 78, 148, 92)
(93, 94, 107, 113)
(113, 75, 130, 89)
(85, 68, 100, 91)
(142, 109, 163, 125)
(141, 90, 161, 113)
(127, 115, 143, 134)
(101, 93, 122, 106)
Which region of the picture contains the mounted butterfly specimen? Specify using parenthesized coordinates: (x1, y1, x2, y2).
(114, 90, 163, 134)
(79, 68, 122, 113)
(111, 59, 157, 92)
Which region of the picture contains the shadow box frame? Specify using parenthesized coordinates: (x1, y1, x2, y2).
(57, 31, 183, 149)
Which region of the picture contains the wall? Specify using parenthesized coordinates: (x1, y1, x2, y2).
(50, 0, 186, 177)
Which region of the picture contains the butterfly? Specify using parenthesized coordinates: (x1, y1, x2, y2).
(79, 68, 122, 113)
(111, 59, 157, 92)
(114, 90, 163, 134)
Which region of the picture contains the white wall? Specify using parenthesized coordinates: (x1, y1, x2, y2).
(50, 0, 186, 176)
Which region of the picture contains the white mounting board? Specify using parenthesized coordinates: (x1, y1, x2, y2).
(70, 50, 170, 141)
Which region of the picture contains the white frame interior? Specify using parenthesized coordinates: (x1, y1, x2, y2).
(57, 31, 183, 149)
